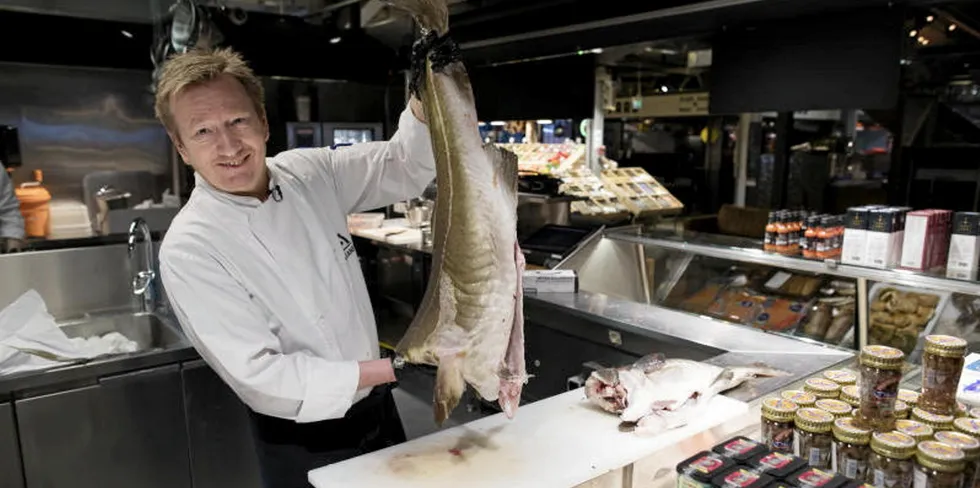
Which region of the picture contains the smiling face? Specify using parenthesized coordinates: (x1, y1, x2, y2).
(169, 74, 270, 198)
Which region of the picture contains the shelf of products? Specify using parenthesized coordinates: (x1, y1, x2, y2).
(680, 339, 980, 488)
(497, 142, 587, 175)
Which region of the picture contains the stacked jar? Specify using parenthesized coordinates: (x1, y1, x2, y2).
(933, 430, 980, 488)
(856, 345, 906, 432)
(913, 441, 966, 488)
(919, 336, 968, 417)
(868, 431, 917, 488)
(795, 407, 836, 469)
(762, 397, 799, 453)
(833, 417, 873, 480)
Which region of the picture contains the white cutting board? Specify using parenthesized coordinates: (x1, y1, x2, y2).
(308, 388, 748, 488)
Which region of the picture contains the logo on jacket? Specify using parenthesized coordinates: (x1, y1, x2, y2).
(337, 234, 354, 260)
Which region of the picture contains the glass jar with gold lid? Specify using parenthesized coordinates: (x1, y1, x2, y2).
(920, 335, 968, 417)
(806, 378, 843, 400)
(817, 399, 854, 419)
(782, 390, 818, 408)
(824, 369, 858, 386)
(796, 407, 835, 469)
(762, 397, 798, 453)
(913, 440, 966, 488)
(955, 417, 980, 439)
(934, 431, 980, 488)
(840, 385, 861, 409)
(895, 400, 910, 420)
(912, 407, 956, 432)
(896, 419, 935, 443)
(899, 389, 920, 408)
(833, 417, 872, 480)
(857, 345, 905, 432)
(867, 431, 916, 488)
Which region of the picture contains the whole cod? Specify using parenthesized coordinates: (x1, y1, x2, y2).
(585, 354, 787, 436)
(387, 0, 528, 425)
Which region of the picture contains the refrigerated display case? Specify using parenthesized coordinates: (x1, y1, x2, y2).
(555, 226, 980, 362)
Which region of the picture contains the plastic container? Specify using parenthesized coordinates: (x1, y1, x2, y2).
(920, 335, 968, 417)
(677, 451, 736, 488)
(347, 212, 385, 230)
(711, 467, 774, 488)
(748, 451, 807, 480)
(15, 171, 51, 238)
(713, 436, 769, 463)
(785, 467, 848, 488)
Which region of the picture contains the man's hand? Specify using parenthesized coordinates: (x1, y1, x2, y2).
(357, 358, 397, 390)
(409, 96, 426, 124)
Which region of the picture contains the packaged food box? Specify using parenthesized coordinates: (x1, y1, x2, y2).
(710, 466, 775, 488)
(677, 451, 737, 488)
(784, 467, 848, 488)
(747, 451, 808, 479)
(712, 436, 770, 463)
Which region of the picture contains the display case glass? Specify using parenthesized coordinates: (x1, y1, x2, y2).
(559, 226, 980, 363)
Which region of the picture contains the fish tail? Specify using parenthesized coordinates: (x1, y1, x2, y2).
(384, 0, 449, 35)
(434, 353, 466, 426)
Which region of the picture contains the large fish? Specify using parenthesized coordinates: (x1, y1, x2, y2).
(386, 0, 527, 425)
(585, 354, 787, 435)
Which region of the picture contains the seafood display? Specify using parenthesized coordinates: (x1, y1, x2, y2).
(868, 286, 944, 354)
(387, 0, 527, 425)
(584, 354, 787, 436)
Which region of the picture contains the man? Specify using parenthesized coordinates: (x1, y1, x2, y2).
(0, 169, 25, 253)
(155, 47, 436, 488)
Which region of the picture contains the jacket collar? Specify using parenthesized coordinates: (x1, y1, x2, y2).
(192, 160, 279, 209)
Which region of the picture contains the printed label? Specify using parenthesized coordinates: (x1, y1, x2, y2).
(808, 447, 824, 468)
(913, 468, 928, 488)
(691, 455, 723, 474)
(759, 452, 792, 470)
(831, 443, 838, 472)
(725, 439, 756, 455)
(794, 433, 801, 457)
(797, 469, 834, 487)
(843, 458, 863, 479)
(724, 469, 761, 488)
(874, 469, 885, 488)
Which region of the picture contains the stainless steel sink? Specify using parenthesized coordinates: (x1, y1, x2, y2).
(57, 312, 187, 353)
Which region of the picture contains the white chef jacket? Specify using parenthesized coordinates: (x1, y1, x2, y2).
(159, 107, 435, 423)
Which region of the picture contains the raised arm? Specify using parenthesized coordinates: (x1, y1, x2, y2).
(290, 102, 436, 214)
(160, 243, 394, 423)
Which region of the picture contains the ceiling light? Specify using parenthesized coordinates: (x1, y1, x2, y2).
(121, 30, 133, 38)
(909, 30, 918, 37)
(536, 119, 553, 125)
(926, 15, 934, 22)
(329, 37, 341, 44)
(922, 39, 930, 45)
(949, 24, 957, 31)
(490, 121, 506, 126)
(918, 36, 926, 42)
(661, 86, 669, 93)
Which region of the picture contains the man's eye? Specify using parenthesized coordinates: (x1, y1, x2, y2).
(195, 127, 211, 136)
(232, 117, 246, 125)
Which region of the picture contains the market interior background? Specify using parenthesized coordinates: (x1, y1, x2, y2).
(3, 1, 980, 487)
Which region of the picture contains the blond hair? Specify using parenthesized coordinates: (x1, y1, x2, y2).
(154, 47, 266, 136)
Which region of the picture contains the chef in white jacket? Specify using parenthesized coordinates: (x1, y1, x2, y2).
(154, 48, 435, 488)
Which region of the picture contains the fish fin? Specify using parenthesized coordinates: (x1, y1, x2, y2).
(394, 261, 443, 364)
(707, 364, 789, 395)
(498, 242, 527, 419)
(631, 353, 667, 374)
(383, 0, 449, 35)
(483, 142, 519, 206)
(434, 352, 466, 426)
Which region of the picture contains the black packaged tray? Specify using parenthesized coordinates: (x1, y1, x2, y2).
(676, 451, 737, 488)
(712, 436, 770, 463)
(710, 466, 775, 488)
(747, 451, 808, 479)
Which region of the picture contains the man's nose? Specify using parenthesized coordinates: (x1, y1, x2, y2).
(216, 128, 243, 157)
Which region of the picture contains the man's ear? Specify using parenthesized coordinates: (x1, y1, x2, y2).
(262, 114, 270, 142)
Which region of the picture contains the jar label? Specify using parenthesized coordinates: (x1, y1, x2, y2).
(860, 368, 901, 418)
(808, 447, 829, 468)
(913, 468, 928, 488)
(843, 458, 865, 479)
(874, 466, 912, 488)
(771, 429, 793, 453)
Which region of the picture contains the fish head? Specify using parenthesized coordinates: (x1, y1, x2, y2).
(584, 368, 627, 414)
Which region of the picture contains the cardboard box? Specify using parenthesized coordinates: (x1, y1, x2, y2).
(522, 270, 579, 294)
(947, 212, 980, 280)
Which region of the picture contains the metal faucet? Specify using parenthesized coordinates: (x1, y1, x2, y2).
(128, 218, 156, 313)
